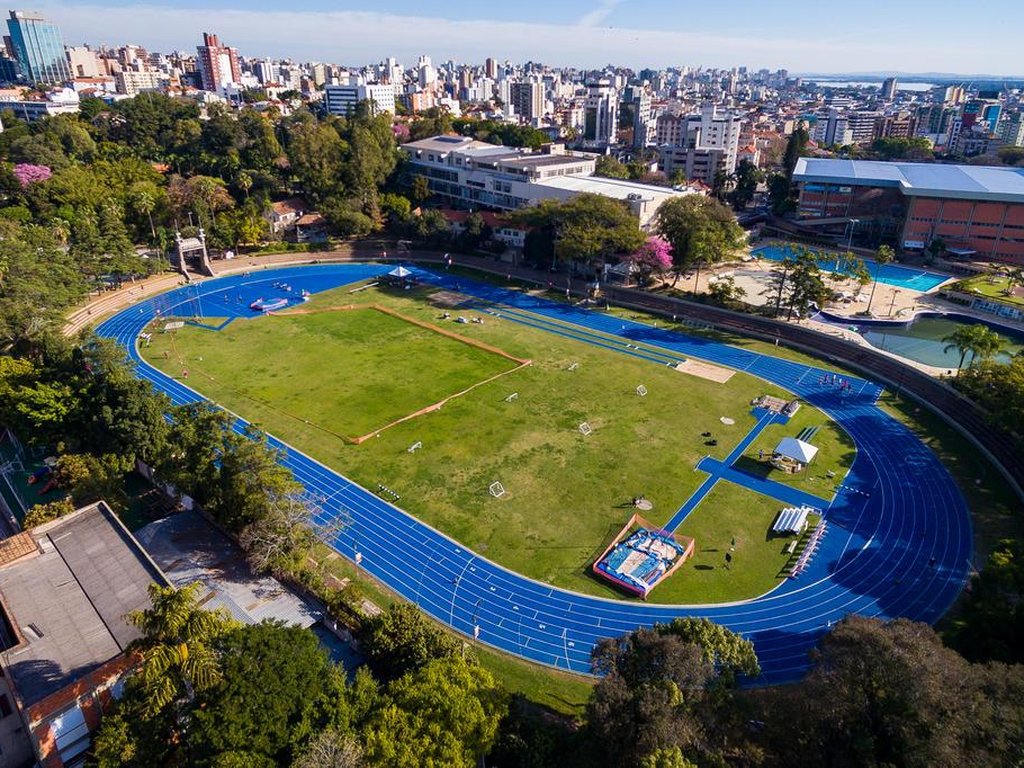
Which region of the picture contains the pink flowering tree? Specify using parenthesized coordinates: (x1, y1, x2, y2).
(12, 163, 52, 188)
(626, 236, 672, 285)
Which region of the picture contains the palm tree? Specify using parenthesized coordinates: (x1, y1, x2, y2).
(970, 326, 1005, 365)
(1005, 268, 1024, 296)
(865, 245, 894, 316)
(129, 183, 158, 241)
(943, 325, 1005, 373)
(127, 582, 234, 716)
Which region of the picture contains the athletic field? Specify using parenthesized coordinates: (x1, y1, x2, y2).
(141, 282, 854, 604)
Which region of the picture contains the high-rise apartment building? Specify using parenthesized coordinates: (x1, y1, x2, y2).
(485, 57, 498, 80)
(881, 77, 898, 101)
(997, 112, 1024, 148)
(6, 10, 69, 84)
(510, 80, 544, 122)
(195, 32, 240, 92)
(620, 85, 652, 148)
(583, 79, 618, 147)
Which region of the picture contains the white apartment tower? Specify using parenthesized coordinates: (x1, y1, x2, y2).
(583, 79, 618, 147)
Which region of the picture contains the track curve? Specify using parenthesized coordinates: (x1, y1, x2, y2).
(96, 264, 972, 684)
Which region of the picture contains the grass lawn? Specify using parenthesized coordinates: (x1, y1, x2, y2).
(734, 406, 855, 500)
(956, 275, 1024, 308)
(664, 481, 798, 603)
(160, 306, 519, 440)
(142, 285, 852, 605)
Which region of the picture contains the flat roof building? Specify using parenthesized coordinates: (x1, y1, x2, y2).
(792, 158, 1024, 265)
(401, 135, 698, 228)
(0, 502, 169, 768)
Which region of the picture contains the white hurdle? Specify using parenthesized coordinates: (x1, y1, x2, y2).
(407, 441, 422, 453)
(636, 384, 648, 397)
(578, 422, 593, 436)
(504, 392, 519, 403)
(489, 481, 506, 498)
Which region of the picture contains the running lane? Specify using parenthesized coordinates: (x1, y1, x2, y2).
(95, 264, 973, 684)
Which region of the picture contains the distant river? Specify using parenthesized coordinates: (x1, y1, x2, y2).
(808, 79, 939, 92)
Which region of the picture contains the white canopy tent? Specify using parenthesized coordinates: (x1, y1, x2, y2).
(771, 437, 819, 473)
(388, 266, 413, 278)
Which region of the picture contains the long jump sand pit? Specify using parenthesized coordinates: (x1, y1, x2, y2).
(674, 359, 735, 383)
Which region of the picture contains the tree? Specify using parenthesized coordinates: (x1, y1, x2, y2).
(0, 221, 89, 355)
(167, 174, 236, 231)
(67, 339, 171, 463)
(626, 236, 672, 285)
(588, 628, 716, 767)
(595, 155, 630, 179)
(658, 617, 760, 681)
(767, 172, 795, 215)
(864, 244, 894, 315)
(293, 730, 364, 768)
(361, 603, 465, 682)
(784, 252, 830, 319)
(126, 582, 235, 716)
(760, 615, 1024, 768)
(22, 497, 75, 528)
(1004, 267, 1024, 296)
(211, 425, 302, 533)
(942, 324, 1004, 372)
(128, 180, 162, 241)
(871, 136, 934, 160)
(453, 211, 491, 253)
(406, 175, 429, 207)
(341, 111, 398, 203)
(654, 195, 745, 289)
(362, 656, 507, 768)
(510, 194, 644, 272)
(947, 538, 1024, 663)
(189, 621, 349, 765)
(707, 274, 747, 307)
(639, 747, 697, 768)
(782, 122, 809, 179)
(322, 197, 377, 237)
(285, 116, 347, 204)
(727, 159, 761, 210)
(238, 494, 315, 574)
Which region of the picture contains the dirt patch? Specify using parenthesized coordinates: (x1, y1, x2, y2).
(674, 359, 734, 383)
(429, 290, 474, 308)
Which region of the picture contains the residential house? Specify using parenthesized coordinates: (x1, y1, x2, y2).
(0, 502, 169, 768)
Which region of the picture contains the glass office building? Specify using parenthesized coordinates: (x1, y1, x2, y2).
(6, 11, 69, 84)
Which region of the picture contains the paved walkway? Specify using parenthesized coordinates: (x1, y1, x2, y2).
(663, 408, 787, 532)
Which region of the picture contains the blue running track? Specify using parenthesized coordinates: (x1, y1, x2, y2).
(96, 264, 973, 684)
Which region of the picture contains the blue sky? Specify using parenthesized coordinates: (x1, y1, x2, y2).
(41, 0, 1021, 75)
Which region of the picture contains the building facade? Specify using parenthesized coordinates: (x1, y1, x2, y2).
(195, 32, 240, 92)
(793, 157, 1024, 264)
(6, 11, 69, 84)
(510, 80, 544, 123)
(583, 79, 617, 147)
(401, 135, 694, 228)
(323, 82, 397, 116)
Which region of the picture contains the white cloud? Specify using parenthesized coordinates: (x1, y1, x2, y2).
(42, 4, 1017, 74)
(577, 0, 624, 27)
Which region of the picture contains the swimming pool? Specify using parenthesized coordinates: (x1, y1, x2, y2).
(752, 244, 950, 292)
(855, 314, 1024, 368)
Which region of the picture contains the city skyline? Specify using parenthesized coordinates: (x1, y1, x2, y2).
(36, 0, 1024, 75)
